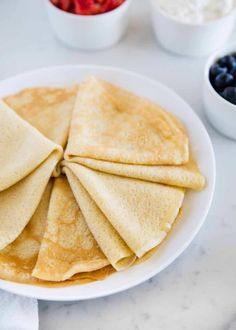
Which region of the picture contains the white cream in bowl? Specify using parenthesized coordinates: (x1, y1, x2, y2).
(150, 0, 236, 57)
(155, 0, 236, 24)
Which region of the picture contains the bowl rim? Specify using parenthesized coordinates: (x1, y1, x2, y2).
(149, 0, 236, 27)
(204, 42, 236, 111)
(46, 0, 132, 19)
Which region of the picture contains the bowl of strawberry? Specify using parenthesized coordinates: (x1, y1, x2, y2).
(204, 43, 236, 140)
(46, 0, 132, 50)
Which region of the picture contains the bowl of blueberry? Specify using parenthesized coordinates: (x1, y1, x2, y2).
(204, 43, 236, 140)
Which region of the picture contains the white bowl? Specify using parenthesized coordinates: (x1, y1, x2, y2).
(45, 0, 132, 50)
(0, 65, 215, 301)
(204, 43, 236, 140)
(149, 0, 236, 57)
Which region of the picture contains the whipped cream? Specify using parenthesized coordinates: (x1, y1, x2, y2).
(155, 0, 236, 24)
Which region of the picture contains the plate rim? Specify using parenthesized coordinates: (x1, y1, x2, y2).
(0, 64, 216, 301)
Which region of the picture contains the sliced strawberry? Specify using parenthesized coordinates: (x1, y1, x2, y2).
(51, 0, 71, 11)
(51, 0, 60, 5)
(98, 0, 112, 13)
(73, 0, 101, 15)
(51, 0, 125, 15)
(60, 0, 71, 11)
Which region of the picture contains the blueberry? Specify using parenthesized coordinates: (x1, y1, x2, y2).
(230, 67, 236, 79)
(214, 73, 234, 91)
(218, 55, 236, 70)
(210, 64, 227, 78)
(221, 87, 236, 105)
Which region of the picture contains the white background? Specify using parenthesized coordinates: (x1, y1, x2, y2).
(0, 1, 236, 329)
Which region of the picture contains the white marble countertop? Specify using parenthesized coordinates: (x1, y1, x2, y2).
(1, 1, 236, 329)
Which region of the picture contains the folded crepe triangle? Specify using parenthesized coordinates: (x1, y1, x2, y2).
(0, 179, 112, 285)
(0, 181, 53, 284)
(65, 76, 189, 165)
(64, 167, 136, 271)
(4, 86, 77, 148)
(64, 77, 205, 190)
(0, 100, 63, 250)
(75, 156, 205, 191)
(64, 162, 185, 258)
(32, 176, 109, 282)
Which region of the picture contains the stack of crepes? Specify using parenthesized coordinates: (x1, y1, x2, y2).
(0, 77, 205, 286)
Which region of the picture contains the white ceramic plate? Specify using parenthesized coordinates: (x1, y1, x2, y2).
(0, 65, 215, 301)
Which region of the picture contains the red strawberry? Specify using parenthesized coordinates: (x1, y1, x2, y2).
(60, 0, 71, 11)
(51, 0, 60, 5)
(73, 0, 99, 15)
(51, 0, 71, 11)
(51, 0, 125, 15)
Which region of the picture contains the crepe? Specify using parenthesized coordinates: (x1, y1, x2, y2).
(0, 78, 205, 287)
(64, 77, 205, 190)
(4, 86, 77, 148)
(64, 167, 136, 270)
(64, 163, 185, 258)
(0, 182, 52, 284)
(74, 157, 205, 190)
(0, 100, 62, 191)
(32, 176, 109, 282)
(0, 100, 62, 250)
(0, 180, 113, 286)
(65, 76, 189, 166)
(37, 266, 115, 287)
